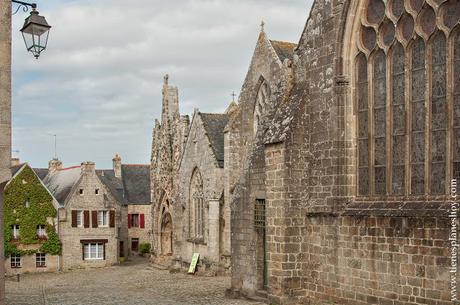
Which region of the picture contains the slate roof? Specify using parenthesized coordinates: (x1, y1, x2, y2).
(270, 40, 297, 62)
(199, 113, 229, 168)
(43, 166, 81, 206)
(121, 165, 151, 204)
(34, 168, 49, 180)
(96, 169, 126, 205)
(10, 164, 23, 177)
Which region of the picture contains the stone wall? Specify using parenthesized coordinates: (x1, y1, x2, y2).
(5, 254, 59, 275)
(60, 162, 126, 270)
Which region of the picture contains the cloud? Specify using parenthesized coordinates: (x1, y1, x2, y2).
(11, 0, 311, 168)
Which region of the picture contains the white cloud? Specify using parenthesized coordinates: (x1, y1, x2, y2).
(11, 0, 311, 168)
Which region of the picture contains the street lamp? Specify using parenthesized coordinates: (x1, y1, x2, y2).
(13, 0, 51, 59)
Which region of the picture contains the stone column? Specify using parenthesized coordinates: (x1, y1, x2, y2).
(208, 199, 220, 263)
(0, 1, 11, 303)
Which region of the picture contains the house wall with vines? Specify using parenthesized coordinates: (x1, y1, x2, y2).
(3, 164, 61, 275)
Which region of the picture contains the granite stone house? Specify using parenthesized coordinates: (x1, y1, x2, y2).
(44, 160, 128, 270)
(3, 163, 61, 275)
(225, 0, 460, 303)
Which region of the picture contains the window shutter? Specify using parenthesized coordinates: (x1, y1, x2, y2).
(103, 243, 106, 260)
(71, 210, 77, 227)
(82, 244, 85, 260)
(92, 211, 98, 228)
(128, 214, 131, 228)
(140, 214, 145, 229)
(109, 210, 115, 228)
(84, 210, 90, 228)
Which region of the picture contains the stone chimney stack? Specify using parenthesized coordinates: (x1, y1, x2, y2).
(81, 161, 96, 174)
(113, 154, 122, 178)
(10, 158, 20, 167)
(48, 158, 63, 173)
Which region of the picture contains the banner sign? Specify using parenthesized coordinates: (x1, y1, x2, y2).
(188, 253, 200, 274)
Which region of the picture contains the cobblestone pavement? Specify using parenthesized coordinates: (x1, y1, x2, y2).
(6, 257, 264, 305)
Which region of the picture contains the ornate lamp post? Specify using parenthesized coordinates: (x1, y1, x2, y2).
(14, 0, 51, 59)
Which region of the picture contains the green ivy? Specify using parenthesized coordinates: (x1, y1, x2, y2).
(4, 165, 61, 257)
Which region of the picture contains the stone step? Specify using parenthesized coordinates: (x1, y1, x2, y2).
(151, 263, 168, 270)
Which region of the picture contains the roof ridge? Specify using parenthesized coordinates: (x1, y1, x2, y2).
(58, 165, 81, 171)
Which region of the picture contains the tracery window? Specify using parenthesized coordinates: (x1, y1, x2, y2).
(355, 0, 459, 197)
(189, 168, 204, 239)
(254, 80, 270, 134)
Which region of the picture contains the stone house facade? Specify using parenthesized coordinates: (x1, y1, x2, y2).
(174, 110, 230, 273)
(228, 0, 460, 304)
(4, 163, 60, 275)
(46, 161, 127, 270)
(116, 157, 152, 255)
(150, 75, 189, 265)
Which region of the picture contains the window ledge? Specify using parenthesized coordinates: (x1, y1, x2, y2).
(343, 200, 452, 217)
(186, 237, 206, 245)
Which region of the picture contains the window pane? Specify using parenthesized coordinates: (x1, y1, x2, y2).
(411, 38, 426, 195)
(430, 33, 447, 194)
(373, 50, 387, 195)
(357, 53, 369, 196)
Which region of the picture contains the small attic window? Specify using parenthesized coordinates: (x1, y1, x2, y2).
(95, 189, 99, 195)
(79, 189, 84, 195)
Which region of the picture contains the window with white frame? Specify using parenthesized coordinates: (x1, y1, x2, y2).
(76, 210, 83, 227)
(11, 254, 21, 268)
(83, 243, 104, 260)
(12, 224, 19, 239)
(36, 253, 46, 267)
(98, 211, 109, 227)
(36, 225, 46, 238)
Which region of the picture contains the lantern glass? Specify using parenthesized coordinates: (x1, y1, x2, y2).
(20, 10, 51, 59)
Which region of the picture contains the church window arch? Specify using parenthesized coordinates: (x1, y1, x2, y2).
(189, 168, 204, 239)
(254, 79, 271, 134)
(354, 0, 458, 198)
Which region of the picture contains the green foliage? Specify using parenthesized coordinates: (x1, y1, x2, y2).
(4, 165, 61, 257)
(139, 243, 151, 255)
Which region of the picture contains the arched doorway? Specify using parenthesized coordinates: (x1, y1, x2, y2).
(160, 212, 173, 255)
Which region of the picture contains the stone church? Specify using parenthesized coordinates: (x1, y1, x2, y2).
(226, 0, 460, 304)
(148, 0, 459, 303)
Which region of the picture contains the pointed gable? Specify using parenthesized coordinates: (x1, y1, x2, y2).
(199, 113, 229, 168)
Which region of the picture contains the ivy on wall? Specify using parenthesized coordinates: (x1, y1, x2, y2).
(4, 165, 61, 257)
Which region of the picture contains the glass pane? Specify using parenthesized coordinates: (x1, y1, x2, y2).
(367, 0, 386, 24)
(393, 135, 405, 165)
(431, 163, 446, 194)
(359, 167, 370, 195)
(375, 167, 386, 195)
(392, 165, 405, 195)
(411, 164, 425, 194)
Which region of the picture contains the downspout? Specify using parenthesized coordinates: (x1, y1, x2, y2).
(57, 206, 61, 271)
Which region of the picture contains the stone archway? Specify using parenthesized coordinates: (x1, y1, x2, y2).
(160, 212, 173, 255)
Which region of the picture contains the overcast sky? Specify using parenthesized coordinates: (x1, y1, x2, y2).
(11, 0, 310, 169)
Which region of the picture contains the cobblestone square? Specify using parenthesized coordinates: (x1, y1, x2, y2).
(6, 258, 263, 305)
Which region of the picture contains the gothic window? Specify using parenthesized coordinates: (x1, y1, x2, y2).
(355, 0, 456, 198)
(189, 168, 204, 239)
(254, 80, 270, 134)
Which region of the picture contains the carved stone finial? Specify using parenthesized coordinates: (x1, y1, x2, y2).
(164, 74, 169, 85)
(260, 20, 265, 32)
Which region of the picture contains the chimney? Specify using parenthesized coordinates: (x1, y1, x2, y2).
(112, 154, 121, 178)
(11, 158, 20, 167)
(48, 158, 63, 173)
(81, 161, 96, 174)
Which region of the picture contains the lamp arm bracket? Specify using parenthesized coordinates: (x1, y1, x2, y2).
(12, 0, 37, 15)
